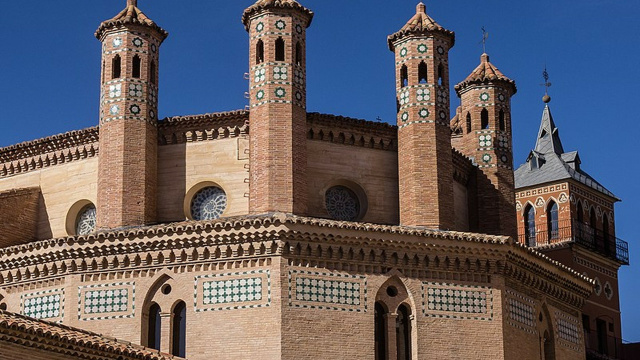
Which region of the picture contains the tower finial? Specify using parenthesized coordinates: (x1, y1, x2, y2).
(416, 2, 426, 13)
(542, 66, 552, 103)
(127, 0, 137, 7)
(480, 26, 489, 54)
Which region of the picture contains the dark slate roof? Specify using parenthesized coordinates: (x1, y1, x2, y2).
(514, 104, 619, 200)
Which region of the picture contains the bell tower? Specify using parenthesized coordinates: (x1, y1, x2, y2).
(455, 53, 517, 237)
(388, 3, 455, 229)
(95, 0, 168, 229)
(242, 0, 313, 215)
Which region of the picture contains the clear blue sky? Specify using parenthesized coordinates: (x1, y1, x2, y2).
(1, 0, 639, 341)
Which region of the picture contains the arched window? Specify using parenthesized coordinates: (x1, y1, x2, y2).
(150, 60, 156, 85)
(102, 60, 105, 83)
(396, 305, 411, 360)
(400, 65, 408, 88)
(75, 204, 97, 236)
(295, 42, 302, 66)
(524, 205, 536, 247)
(375, 302, 387, 360)
(547, 201, 559, 241)
(603, 213, 611, 255)
(275, 37, 285, 61)
(132, 55, 141, 78)
(481, 109, 489, 129)
(577, 201, 584, 223)
(190, 186, 227, 220)
(466, 112, 472, 133)
(418, 62, 428, 84)
(437, 63, 444, 86)
(499, 109, 505, 131)
(147, 303, 162, 351)
(543, 330, 555, 360)
(590, 208, 597, 231)
(112, 55, 121, 79)
(256, 40, 264, 64)
(172, 301, 186, 357)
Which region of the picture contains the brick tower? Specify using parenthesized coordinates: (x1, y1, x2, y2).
(242, 0, 313, 216)
(388, 3, 455, 229)
(95, 0, 168, 229)
(454, 53, 517, 237)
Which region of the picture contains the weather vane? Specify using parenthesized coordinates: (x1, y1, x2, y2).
(480, 27, 489, 53)
(542, 66, 552, 95)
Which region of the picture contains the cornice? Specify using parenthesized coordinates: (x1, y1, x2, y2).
(307, 113, 397, 151)
(158, 110, 249, 145)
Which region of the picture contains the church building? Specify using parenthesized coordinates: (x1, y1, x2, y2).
(0, 1, 628, 359)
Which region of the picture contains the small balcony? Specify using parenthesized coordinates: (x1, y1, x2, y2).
(518, 219, 629, 265)
(584, 328, 624, 360)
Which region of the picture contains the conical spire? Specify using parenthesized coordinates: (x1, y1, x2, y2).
(242, 0, 314, 31)
(534, 100, 564, 155)
(455, 53, 516, 95)
(388, 2, 454, 50)
(95, 0, 167, 40)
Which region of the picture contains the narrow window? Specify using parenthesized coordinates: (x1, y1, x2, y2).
(499, 109, 505, 131)
(481, 108, 489, 129)
(172, 301, 187, 357)
(150, 60, 156, 85)
(603, 214, 611, 255)
(437, 63, 444, 86)
(112, 55, 121, 79)
(547, 201, 559, 241)
(256, 40, 264, 64)
(524, 205, 536, 247)
(466, 112, 472, 133)
(0, 303, 6, 311)
(275, 37, 285, 61)
(400, 65, 408, 88)
(543, 330, 556, 360)
(418, 62, 428, 84)
(575, 201, 585, 242)
(132, 55, 141, 78)
(148, 303, 161, 351)
(597, 319, 608, 355)
(295, 41, 302, 66)
(375, 302, 387, 360)
(396, 305, 411, 360)
(590, 208, 597, 231)
(102, 60, 105, 83)
(577, 202, 584, 223)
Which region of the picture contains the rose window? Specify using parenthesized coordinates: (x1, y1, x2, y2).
(76, 205, 97, 236)
(325, 186, 360, 221)
(191, 187, 227, 221)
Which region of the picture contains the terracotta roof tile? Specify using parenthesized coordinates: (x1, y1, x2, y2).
(95, 0, 168, 40)
(242, 0, 314, 31)
(0, 310, 180, 360)
(388, 3, 455, 50)
(455, 53, 516, 95)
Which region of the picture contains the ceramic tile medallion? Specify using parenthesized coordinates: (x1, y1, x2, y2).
(194, 270, 270, 312)
(556, 311, 581, 350)
(21, 288, 65, 322)
(506, 290, 536, 334)
(288, 269, 367, 312)
(78, 282, 135, 321)
(422, 282, 493, 320)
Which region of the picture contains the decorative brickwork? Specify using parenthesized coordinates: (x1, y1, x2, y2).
(288, 269, 366, 312)
(78, 282, 135, 321)
(20, 288, 65, 322)
(422, 281, 493, 320)
(194, 270, 271, 312)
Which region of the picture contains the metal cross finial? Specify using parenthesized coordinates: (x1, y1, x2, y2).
(542, 66, 552, 95)
(480, 26, 489, 54)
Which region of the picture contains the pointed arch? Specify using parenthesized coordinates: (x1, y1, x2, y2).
(275, 37, 285, 61)
(132, 55, 141, 78)
(256, 39, 264, 64)
(481, 108, 489, 129)
(539, 304, 556, 360)
(418, 61, 428, 84)
(147, 302, 162, 350)
(590, 206, 598, 230)
(150, 60, 156, 85)
(112, 55, 121, 79)
(466, 112, 472, 133)
(576, 200, 584, 224)
(295, 41, 302, 66)
(400, 65, 408, 88)
(375, 275, 416, 360)
(437, 63, 444, 86)
(499, 109, 505, 131)
(141, 272, 173, 348)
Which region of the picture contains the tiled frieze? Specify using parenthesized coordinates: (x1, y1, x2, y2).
(422, 282, 493, 320)
(21, 288, 65, 322)
(506, 290, 536, 334)
(555, 311, 581, 351)
(78, 282, 135, 321)
(194, 270, 270, 312)
(288, 269, 367, 312)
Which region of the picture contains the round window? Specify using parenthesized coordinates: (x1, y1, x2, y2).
(325, 186, 360, 221)
(76, 205, 97, 236)
(190, 187, 227, 220)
